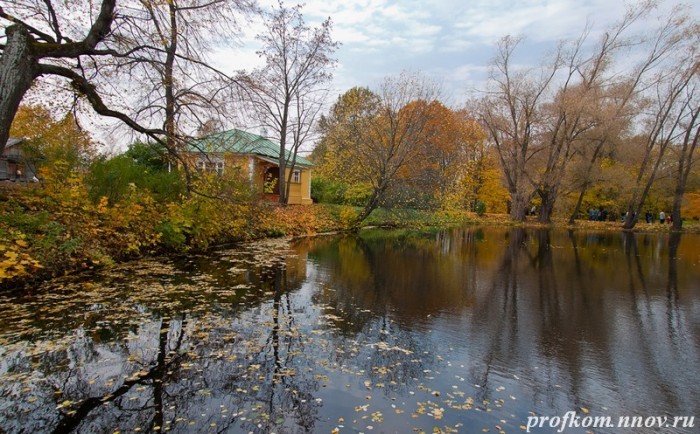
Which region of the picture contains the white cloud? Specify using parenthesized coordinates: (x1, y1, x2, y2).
(219, 0, 700, 107)
(450, 0, 635, 45)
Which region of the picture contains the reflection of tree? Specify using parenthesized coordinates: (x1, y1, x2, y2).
(52, 314, 188, 433)
(464, 228, 700, 417)
(308, 229, 484, 333)
(0, 241, 325, 433)
(247, 265, 320, 434)
(3, 228, 700, 432)
(304, 232, 461, 396)
(469, 228, 527, 402)
(666, 232, 681, 344)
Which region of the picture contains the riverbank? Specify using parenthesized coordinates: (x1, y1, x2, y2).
(2, 182, 697, 291)
(3, 226, 698, 433)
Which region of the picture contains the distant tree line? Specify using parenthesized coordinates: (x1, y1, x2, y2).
(2, 1, 698, 230)
(312, 1, 699, 230)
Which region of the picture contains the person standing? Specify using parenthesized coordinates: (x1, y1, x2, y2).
(659, 211, 666, 224)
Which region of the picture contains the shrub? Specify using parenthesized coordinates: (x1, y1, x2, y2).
(86, 155, 185, 204)
(311, 178, 346, 204)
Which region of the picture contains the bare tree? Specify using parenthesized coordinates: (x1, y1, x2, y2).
(478, 35, 559, 221)
(0, 1, 127, 154)
(103, 0, 257, 193)
(237, 0, 337, 204)
(537, 3, 653, 224)
(621, 14, 698, 229)
(479, 3, 653, 223)
(478, 1, 695, 225)
(111, 0, 256, 154)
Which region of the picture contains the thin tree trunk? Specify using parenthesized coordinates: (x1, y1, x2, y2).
(163, 3, 178, 152)
(0, 25, 38, 153)
(568, 185, 588, 225)
(568, 142, 605, 224)
(671, 115, 699, 231)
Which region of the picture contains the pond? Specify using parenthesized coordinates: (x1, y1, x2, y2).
(1, 227, 699, 433)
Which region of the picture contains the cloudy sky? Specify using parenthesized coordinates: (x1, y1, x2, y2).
(218, 0, 698, 106)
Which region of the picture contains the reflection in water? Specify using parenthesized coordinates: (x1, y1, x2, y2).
(0, 229, 699, 433)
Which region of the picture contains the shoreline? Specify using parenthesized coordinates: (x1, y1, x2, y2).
(3, 205, 698, 292)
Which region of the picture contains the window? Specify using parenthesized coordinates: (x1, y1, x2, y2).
(196, 157, 224, 175)
(292, 170, 301, 183)
(215, 160, 225, 176)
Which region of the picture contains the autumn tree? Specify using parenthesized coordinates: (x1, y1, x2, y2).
(317, 74, 441, 224)
(479, 6, 644, 222)
(313, 86, 379, 204)
(237, 1, 337, 205)
(9, 104, 95, 173)
(396, 101, 486, 210)
(621, 13, 699, 230)
(478, 35, 557, 221)
(0, 1, 170, 153)
(479, 1, 695, 224)
(1, 1, 255, 193)
(532, 3, 659, 224)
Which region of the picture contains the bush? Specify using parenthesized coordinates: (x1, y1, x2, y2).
(86, 155, 185, 204)
(475, 200, 487, 216)
(311, 178, 346, 204)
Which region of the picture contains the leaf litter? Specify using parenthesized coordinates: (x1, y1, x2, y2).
(0, 237, 527, 433)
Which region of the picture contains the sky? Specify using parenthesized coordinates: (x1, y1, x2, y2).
(216, 0, 699, 107)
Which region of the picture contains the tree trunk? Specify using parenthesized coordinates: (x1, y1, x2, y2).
(671, 184, 684, 231)
(538, 198, 554, 224)
(568, 185, 587, 225)
(510, 190, 529, 222)
(164, 2, 178, 152)
(278, 121, 290, 205)
(568, 143, 604, 224)
(0, 25, 38, 153)
(622, 205, 639, 229)
(354, 181, 388, 228)
(671, 111, 699, 231)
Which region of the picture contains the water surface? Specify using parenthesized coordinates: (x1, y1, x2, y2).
(1, 227, 699, 433)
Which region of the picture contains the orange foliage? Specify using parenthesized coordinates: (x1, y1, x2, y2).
(682, 192, 700, 219)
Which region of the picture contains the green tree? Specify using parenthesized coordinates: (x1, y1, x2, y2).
(87, 145, 185, 204)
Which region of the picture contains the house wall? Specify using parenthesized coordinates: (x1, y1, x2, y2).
(284, 166, 313, 205)
(1, 144, 39, 181)
(182, 152, 312, 205)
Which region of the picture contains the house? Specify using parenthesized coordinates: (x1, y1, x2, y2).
(187, 129, 314, 205)
(0, 138, 39, 181)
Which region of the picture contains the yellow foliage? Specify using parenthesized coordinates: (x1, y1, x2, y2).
(10, 104, 95, 171)
(0, 236, 43, 282)
(338, 206, 360, 229)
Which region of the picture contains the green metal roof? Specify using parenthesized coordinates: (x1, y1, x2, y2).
(190, 129, 314, 167)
